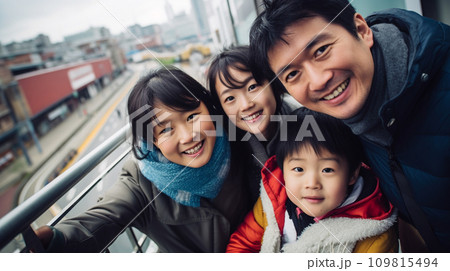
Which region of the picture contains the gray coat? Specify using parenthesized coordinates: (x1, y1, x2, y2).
(50, 148, 257, 252)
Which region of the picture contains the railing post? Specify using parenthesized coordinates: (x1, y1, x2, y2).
(126, 228, 143, 253)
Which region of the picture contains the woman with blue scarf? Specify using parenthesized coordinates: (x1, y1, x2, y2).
(34, 67, 260, 252)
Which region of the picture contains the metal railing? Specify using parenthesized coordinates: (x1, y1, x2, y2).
(0, 124, 152, 252)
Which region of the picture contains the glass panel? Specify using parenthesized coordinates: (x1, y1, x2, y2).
(229, 0, 257, 45)
(352, 0, 406, 17)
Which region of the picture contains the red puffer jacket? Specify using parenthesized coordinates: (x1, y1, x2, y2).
(227, 156, 397, 253)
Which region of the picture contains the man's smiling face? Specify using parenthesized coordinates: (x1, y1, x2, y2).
(268, 14, 374, 119)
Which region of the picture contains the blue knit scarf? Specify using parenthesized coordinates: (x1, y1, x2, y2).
(137, 134, 231, 207)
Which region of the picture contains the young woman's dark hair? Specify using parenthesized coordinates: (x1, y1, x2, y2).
(128, 66, 215, 159)
(249, 0, 358, 83)
(206, 45, 285, 118)
(276, 107, 364, 174)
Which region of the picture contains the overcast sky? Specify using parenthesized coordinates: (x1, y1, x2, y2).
(0, 0, 191, 44)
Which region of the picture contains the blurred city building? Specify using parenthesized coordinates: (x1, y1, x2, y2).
(160, 11, 198, 47)
(0, 57, 114, 169)
(64, 27, 111, 47)
(0, 61, 40, 169)
(15, 58, 113, 135)
(123, 0, 214, 64)
(0, 34, 50, 76)
(64, 27, 126, 76)
(0, 25, 123, 169)
(191, 0, 211, 39)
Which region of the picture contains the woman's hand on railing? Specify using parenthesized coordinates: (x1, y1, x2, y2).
(33, 226, 53, 251)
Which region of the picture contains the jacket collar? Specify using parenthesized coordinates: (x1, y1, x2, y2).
(365, 9, 450, 132)
(261, 155, 287, 232)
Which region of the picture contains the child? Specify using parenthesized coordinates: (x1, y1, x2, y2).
(34, 67, 259, 252)
(227, 107, 398, 253)
(207, 46, 301, 197)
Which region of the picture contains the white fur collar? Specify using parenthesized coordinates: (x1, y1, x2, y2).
(282, 214, 397, 253)
(259, 180, 397, 253)
(260, 179, 282, 253)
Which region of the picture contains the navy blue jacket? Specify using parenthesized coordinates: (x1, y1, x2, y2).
(363, 9, 450, 251)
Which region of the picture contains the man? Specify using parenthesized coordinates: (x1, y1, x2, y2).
(249, 0, 450, 252)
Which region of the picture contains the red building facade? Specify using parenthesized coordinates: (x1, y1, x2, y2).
(16, 58, 112, 117)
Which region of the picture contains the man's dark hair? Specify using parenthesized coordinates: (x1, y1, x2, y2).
(249, 0, 358, 82)
(276, 107, 363, 174)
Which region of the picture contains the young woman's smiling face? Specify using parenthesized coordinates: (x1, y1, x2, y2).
(215, 68, 277, 139)
(152, 101, 216, 168)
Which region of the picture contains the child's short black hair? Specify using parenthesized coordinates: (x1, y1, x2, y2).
(276, 107, 363, 174)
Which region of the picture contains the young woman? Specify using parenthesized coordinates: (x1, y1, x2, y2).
(34, 67, 259, 252)
(207, 46, 301, 177)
